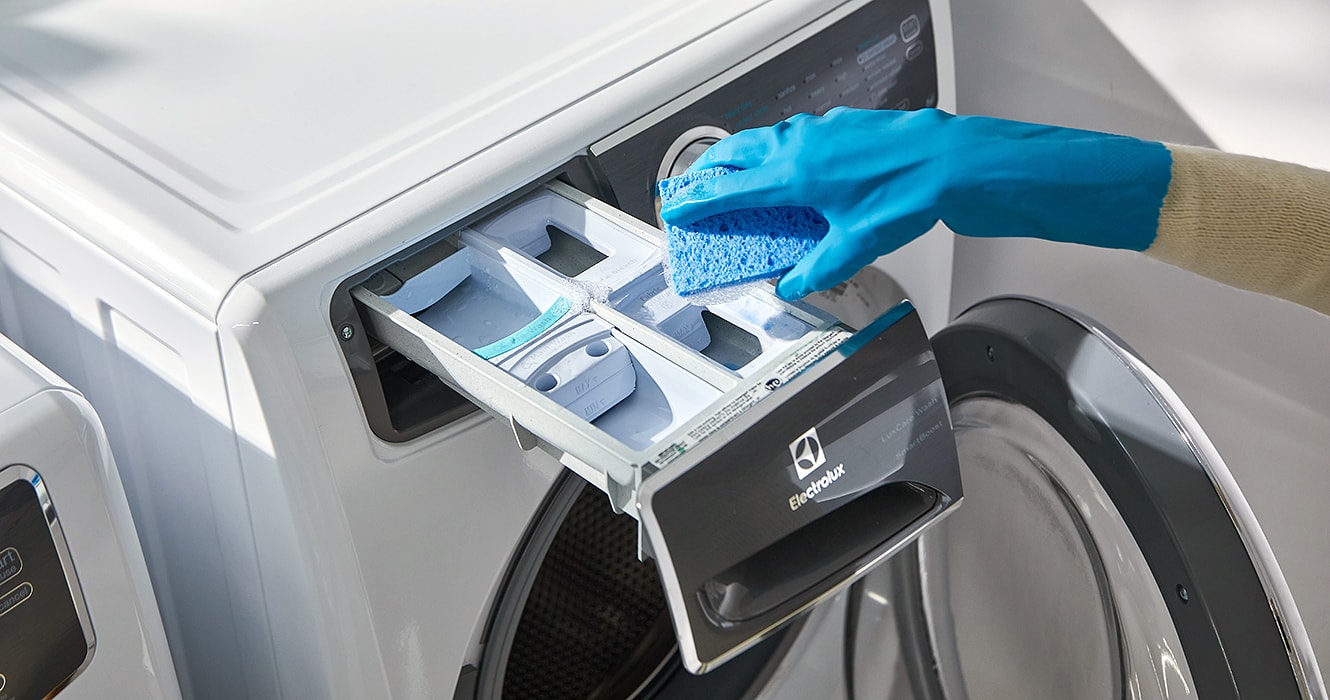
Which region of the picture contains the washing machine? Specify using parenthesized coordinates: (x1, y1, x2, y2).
(0, 333, 180, 699)
(0, 0, 1322, 699)
(0, 1, 961, 697)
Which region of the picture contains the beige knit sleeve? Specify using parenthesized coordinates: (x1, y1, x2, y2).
(1146, 144, 1330, 314)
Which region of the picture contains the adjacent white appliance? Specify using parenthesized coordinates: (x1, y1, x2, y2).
(0, 0, 1323, 698)
(0, 334, 180, 699)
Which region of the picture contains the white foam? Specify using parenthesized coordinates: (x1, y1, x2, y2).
(573, 279, 613, 305)
(674, 278, 770, 307)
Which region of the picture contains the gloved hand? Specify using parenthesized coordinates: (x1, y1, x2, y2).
(658, 107, 1173, 300)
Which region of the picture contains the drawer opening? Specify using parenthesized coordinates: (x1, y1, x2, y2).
(373, 343, 479, 435)
(699, 310, 761, 371)
(537, 224, 608, 277)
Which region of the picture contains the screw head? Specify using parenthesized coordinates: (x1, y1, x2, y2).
(1176, 584, 1190, 603)
(340, 324, 355, 341)
(986, 345, 996, 362)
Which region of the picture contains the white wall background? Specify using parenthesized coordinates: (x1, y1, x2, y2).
(949, 0, 1330, 673)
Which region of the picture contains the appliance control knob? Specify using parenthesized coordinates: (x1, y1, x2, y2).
(658, 125, 731, 180)
(655, 125, 732, 225)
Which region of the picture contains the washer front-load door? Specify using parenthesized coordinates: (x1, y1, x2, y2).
(846, 297, 1323, 699)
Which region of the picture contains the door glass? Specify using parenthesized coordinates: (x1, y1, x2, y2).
(843, 297, 1318, 699)
(910, 397, 1196, 699)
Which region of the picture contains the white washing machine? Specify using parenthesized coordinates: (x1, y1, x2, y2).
(0, 333, 180, 699)
(0, 1, 961, 697)
(0, 0, 1322, 698)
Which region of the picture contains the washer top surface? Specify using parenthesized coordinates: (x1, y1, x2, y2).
(0, 0, 799, 314)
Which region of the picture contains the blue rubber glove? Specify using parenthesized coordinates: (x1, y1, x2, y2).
(658, 107, 1173, 300)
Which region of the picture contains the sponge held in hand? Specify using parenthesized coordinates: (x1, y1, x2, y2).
(658, 166, 828, 297)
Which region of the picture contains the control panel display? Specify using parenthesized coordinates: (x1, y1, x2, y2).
(594, 0, 938, 224)
(0, 467, 93, 700)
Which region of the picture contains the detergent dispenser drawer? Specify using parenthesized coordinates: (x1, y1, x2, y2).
(350, 182, 961, 670)
(352, 182, 852, 509)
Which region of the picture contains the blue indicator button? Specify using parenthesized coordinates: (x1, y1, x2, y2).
(858, 35, 898, 65)
(723, 101, 754, 120)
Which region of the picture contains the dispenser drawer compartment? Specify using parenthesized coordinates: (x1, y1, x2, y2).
(353, 182, 842, 501)
(349, 181, 963, 672)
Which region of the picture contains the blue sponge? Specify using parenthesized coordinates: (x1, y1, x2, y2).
(657, 166, 829, 297)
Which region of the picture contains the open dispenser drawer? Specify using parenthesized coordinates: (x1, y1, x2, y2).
(350, 181, 963, 672)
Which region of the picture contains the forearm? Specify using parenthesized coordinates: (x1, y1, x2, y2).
(1147, 145, 1330, 314)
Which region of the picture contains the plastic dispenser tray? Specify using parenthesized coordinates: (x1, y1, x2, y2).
(353, 182, 963, 672)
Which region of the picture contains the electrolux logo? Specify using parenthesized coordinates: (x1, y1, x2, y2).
(788, 464, 847, 512)
(787, 426, 848, 511)
(790, 427, 826, 481)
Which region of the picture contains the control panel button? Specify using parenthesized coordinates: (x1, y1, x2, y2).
(906, 42, 925, 61)
(0, 547, 19, 585)
(0, 581, 33, 617)
(658, 125, 731, 183)
(900, 14, 921, 43)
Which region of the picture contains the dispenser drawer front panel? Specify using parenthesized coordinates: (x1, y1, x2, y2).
(639, 305, 962, 671)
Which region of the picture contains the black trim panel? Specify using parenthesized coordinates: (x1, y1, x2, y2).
(932, 297, 1301, 698)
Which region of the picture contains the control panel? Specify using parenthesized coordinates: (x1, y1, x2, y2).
(0, 466, 94, 700)
(594, 0, 938, 225)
